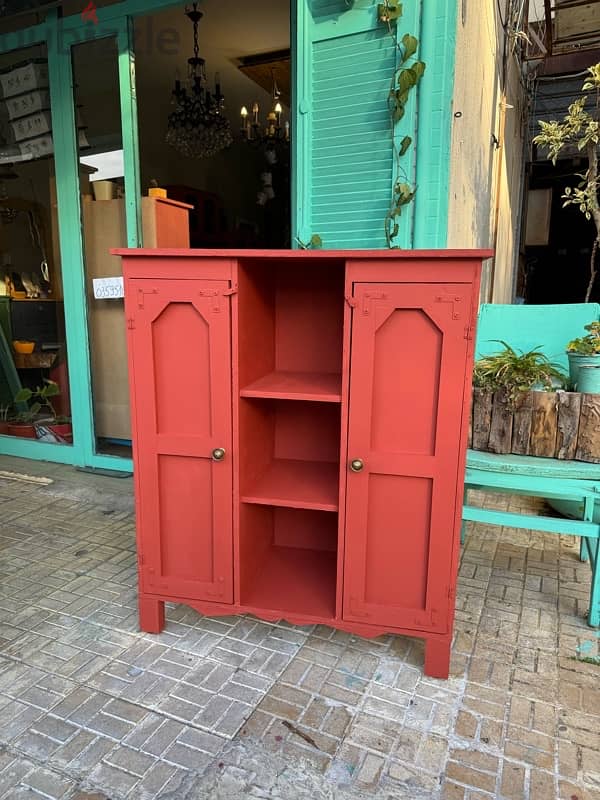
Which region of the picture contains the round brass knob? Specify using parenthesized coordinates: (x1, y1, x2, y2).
(212, 448, 226, 461)
(350, 458, 364, 472)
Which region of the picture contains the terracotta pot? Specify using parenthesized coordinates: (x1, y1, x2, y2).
(48, 422, 73, 443)
(0, 421, 9, 435)
(7, 422, 36, 438)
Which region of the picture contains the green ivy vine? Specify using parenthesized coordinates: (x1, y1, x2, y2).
(378, 1, 426, 248)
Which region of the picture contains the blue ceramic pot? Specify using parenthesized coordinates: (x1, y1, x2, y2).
(567, 352, 600, 388)
(577, 364, 600, 394)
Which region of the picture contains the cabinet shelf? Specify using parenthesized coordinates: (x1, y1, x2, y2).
(240, 371, 342, 403)
(242, 459, 339, 512)
(242, 545, 337, 619)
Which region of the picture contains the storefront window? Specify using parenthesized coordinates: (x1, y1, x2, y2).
(134, 2, 291, 249)
(0, 43, 73, 445)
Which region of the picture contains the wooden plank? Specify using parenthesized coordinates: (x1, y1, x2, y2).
(471, 389, 492, 450)
(530, 391, 558, 458)
(511, 392, 533, 455)
(555, 2, 599, 43)
(487, 389, 513, 455)
(556, 391, 581, 460)
(576, 394, 600, 464)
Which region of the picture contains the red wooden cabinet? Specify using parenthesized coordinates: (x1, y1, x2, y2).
(119, 249, 488, 678)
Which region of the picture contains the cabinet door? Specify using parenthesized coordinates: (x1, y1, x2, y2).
(343, 283, 470, 632)
(129, 279, 233, 603)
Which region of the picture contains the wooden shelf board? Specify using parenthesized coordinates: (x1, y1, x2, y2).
(241, 545, 337, 619)
(240, 371, 342, 402)
(242, 459, 339, 512)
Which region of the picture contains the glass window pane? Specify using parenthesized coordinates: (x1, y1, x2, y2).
(0, 43, 73, 445)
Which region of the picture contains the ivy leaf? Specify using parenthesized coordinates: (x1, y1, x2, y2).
(310, 234, 323, 248)
(411, 61, 426, 81)
(378, 2, 403, 22)
(393, 104, 405, 123)
(399, 135, 412, 156)
(397, 68, 417, 93)
(392, 223, 399, 239)
(402, 34, 418, 62)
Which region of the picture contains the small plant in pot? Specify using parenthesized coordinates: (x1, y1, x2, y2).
(8, 389, 42, 438)
(566, 322, 600, 391)
(473, 341, 567, 404)
(8, 380, 72, 442)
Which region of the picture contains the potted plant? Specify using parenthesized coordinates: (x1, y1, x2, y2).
(7, 380, 72, 442)
(7, 389, 42, 438)
(473, 341, 567, 404)
(566, 322, 600, 391)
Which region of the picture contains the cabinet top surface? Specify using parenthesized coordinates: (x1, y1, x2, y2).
(112, 248, 493, 261)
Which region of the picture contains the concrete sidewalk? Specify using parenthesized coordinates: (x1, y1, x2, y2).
(0, 454, 597, 799)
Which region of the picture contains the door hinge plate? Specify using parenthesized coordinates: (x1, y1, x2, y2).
(345, 295, 358, 308)
(127, 317, 135, 330)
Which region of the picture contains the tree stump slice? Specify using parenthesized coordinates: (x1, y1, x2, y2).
(488, 389, 513, 454)
(511, 392, 533, 455)
(575, 394, 600, 463)
(472, 389, 493, 451)
(530, 391, 558, 457)
(556, 392, 581, 460)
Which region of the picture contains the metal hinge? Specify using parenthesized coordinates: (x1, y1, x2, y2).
(345, 295, 358, 308)
(435, 293, 463, 320)
(464, 325, 474, 340)
(362, 292, 387, 315)
(137, 287, 158, 309)
(222, 284, 238, 296)
(198, 289, 221, 312)
(139, 553, 144, 566)
(127, 318, 135, 330)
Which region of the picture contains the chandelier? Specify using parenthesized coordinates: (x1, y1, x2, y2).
(240, 70, 290, 145)
(165, 4, 233, 159)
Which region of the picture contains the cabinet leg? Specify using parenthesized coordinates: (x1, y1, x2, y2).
(424, 636, 451, 679)
(139, 596, 165, 634)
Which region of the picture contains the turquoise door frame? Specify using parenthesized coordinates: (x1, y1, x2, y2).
(0, 0, 182, 471)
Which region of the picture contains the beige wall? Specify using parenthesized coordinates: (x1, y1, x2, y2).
(447, 0, 526, 304)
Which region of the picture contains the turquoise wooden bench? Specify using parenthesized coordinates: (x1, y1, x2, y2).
(463, 303, 600, 627)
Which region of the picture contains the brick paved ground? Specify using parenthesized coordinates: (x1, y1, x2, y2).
(0, 455, 598, 799)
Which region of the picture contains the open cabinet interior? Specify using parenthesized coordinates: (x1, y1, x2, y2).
(237, 258, 345, 618)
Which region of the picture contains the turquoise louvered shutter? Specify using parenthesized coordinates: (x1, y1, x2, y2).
(292, 0, 457, 249)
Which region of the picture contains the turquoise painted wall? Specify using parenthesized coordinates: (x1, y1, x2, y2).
(293, 0, 457, 250)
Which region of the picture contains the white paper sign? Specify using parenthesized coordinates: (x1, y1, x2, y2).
(93, 277, 124, 300)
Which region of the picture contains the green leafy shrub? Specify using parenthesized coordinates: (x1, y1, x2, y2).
(473, 342, 567, 404)
(567, 321, 600, 354)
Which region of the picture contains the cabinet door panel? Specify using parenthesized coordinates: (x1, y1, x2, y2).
(343, 283, 470, 632)
(129, 279, 233, 603)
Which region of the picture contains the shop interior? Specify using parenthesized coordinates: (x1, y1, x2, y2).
(0, 1, 291, 457)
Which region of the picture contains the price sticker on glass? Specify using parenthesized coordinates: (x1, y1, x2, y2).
(93, 277, 124, 300)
